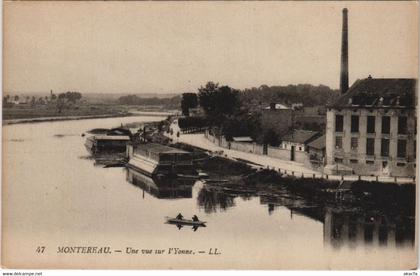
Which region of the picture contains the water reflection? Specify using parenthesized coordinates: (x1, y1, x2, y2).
(126, 167, 195, 199)
(199, 184, 415, 249)
(197, 186, 236, 213)
(83, 152, 127, 167)
(323, 208, 415, 249)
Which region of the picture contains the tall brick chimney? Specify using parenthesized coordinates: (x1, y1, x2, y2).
(340, 8, 349, 94)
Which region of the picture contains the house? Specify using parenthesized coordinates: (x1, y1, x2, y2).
(280, 129, 321, 161)
(325, 77, 417, 177)
(307, 134, 326, 166)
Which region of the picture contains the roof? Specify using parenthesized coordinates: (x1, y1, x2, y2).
(232, 136, 253, 142)
(94, 135, 130, 141)
(331, 77, 417, 109)
(282, 129, 320, 144)
(264, 103, 291, 110)
(307, 135, 326, 150)
(108, 127, 132, 136)
(136, 143, 190, 154)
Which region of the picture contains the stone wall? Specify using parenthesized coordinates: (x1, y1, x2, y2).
(267, 146, 290, 160)
(204, 131, 264, 155)
(205, 130, 316, 171)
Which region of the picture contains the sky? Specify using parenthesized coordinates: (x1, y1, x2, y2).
(3, 1, 418, 94)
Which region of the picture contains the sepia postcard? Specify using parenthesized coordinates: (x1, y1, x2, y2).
(1, 0, 418, 270)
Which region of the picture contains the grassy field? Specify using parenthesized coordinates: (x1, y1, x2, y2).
(2, 104, 130, 120)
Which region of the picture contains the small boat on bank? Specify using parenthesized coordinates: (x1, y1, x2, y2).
(165, 217, 207, 227)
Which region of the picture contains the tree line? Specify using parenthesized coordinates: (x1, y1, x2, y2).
(3, 91, 83, 113)
(117, 95, 181, 110)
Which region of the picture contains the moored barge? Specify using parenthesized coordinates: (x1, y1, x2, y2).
(85, 135, 131, 154)
(84, 127, 132, 154)
(126, 143, 196, 177)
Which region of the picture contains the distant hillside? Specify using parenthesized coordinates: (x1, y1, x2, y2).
(117, 94, 181, 109)
(3, 92, 180, 104)
(240, 84, 339, 107)
(84, 93, 180, 104)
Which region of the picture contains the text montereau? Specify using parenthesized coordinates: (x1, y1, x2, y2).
(57, 246, 111, 254)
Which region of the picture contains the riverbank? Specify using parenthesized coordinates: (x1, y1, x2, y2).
(2, 113, 134, 125)
(2, 111, 175, 125)
(169, 142, 415, 219)
(166, 130, 415, 184)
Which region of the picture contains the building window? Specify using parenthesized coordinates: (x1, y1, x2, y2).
(335, 136, 343, 149)
(398, 117, 407, 134)
(350, 159, 358, 164)
(367, 116, 375, 133)
(335, 115, 343, 132)
(366, 160, 374, 165)
(397, 162, 406, 167)
(351, 137, 358, 151)
(397, 139, 407, 158)
(351, 115, 359, 133)
(334, 158, 343, 163)
(381, 138, 389, 157)
(366, 138, 375, 156)
(382, 116, 390, 134)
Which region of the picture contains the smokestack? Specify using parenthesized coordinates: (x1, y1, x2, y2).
(340, 8, 349, 94)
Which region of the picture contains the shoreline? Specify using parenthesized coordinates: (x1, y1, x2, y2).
(168, 142, 415, 218)
(167, 132, 416, 185)
(2, 111, 172, 126)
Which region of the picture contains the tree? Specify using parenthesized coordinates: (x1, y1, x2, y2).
(216, 86, 239, 115)
(198, 82, 219, 115)
(221, 112, 261, 141)
(56, 98, 65, 113)
(57, 92, 82, 103)
(37, 97, 45, 105)
(14, 95, 19, 102)
(198, 82, 240, 125)
(181, 93, 198, 116)
(262, 128, 280, 147)
(64, 91, 82, 103)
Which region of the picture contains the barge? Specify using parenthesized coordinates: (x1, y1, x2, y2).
(85, 135, 131, 154)
(126, 143, 196, 177)
(85, 127, 132, 154)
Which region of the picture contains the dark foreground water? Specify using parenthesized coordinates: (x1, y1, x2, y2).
(3, 116, 416, 269)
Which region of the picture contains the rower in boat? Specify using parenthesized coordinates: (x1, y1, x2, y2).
(192, 215, 199, 222)
(176, 213, 184, 220)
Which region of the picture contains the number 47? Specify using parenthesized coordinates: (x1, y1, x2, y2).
(36, 246, 45, 253)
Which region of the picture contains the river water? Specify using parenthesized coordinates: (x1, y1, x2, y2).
(2, 116, 416, 269)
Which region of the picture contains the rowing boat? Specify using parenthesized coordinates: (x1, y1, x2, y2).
(165, 217, 206, 226)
